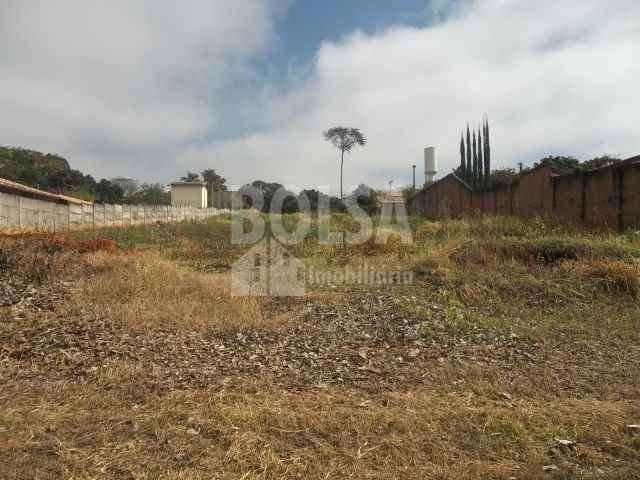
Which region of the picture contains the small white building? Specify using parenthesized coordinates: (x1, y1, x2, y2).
(170, 182, 208, 208)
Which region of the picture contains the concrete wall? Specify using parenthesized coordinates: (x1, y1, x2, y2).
(0, 190, 226, 232)
(171, 184, 207, 208)
(408, 160, 640, 232)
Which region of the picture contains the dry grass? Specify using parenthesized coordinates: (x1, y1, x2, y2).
(579, 260, 640, 297)
(1, 381, 638, 480)
(72, 251, 281, 331)
(2, 215, 640, 479)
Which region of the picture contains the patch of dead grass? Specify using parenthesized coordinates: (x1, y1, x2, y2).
(1, 382, 638, 480)
(72, 251, 286, 331)
(578, 260, 640, 297)
(3, 215, 640, 479)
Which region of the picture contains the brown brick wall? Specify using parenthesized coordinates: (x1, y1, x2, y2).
(552, 174, 583, 226)
(515, 164, 555, 218)
(409, 159, 640, 231)
(583, 167, 619, 230)
(495, 188, 514, 216)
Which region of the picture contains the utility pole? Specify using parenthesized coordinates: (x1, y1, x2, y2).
(412, 165, 416, 192)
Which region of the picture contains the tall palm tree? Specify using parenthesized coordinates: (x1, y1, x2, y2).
(323, 127, 367, 200)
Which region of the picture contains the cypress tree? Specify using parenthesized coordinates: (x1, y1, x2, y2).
(466, 124, 472, 182)
(484, 118, 491, 182)
(477, 126, 483, 188)
(459, 133, 465, 178)
(472, 131, 478, 189)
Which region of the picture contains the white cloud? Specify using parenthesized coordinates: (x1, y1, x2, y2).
(1, 0, 639, 191)
(181, 0, 640, 191)
(0, 0, 282, 179)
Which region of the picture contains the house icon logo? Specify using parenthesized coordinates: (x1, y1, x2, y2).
(231, 236, 306, 297)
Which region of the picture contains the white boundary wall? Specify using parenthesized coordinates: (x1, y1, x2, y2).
(0, 191, 226, 232)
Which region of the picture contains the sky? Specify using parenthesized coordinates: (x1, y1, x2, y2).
(1, 0, 639, 193)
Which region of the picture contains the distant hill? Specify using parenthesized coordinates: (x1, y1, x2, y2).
(0, 146, 166, 204)
(0, 146, 100, 200)
(0, 146, 70, 187)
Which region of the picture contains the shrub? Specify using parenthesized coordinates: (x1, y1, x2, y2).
(0, 234, 74, 283)
(583, 261, 640, 296)
(0, 234, 119, 283)
(77, 239, 118, 254)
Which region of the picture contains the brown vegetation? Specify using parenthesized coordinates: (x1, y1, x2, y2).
(1, 215, 639, 479)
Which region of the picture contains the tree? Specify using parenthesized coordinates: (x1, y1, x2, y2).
(459, 133, 466, 178)
(201, 169, 227, 191)
(534, 156, 581, 175)
(323, 127, 366, 200)
(240, 180, 299, 214)
(329, 197, 347, 213)
(458, 117, 492, 187)
(94, 179, 123, 203)
(48, 169, 92, 193)
(487, 168, 519, 189)
(483, 118, 491, 186)
(472, 131, 478, 189)
(532, 155, 621, 175)
(350, 183, 379, 215)
(582, 156, 621, 170)
(180, 171, 200, 182)
(465, 125, 472, 182)
(110, 177, 139, 197)
(477, 127, 484, 187)
(0, 146, 98, 196)
(298, 189, 330, 212)
(201, 169, 227, 207)
(123, 183, 170, 205)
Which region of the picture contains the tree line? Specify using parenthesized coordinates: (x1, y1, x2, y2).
(471, 155, 621, 190)
(0, 146, 230, 205)
(238, 181, 379, 215)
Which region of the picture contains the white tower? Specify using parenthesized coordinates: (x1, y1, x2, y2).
(424, 147, 438, 185)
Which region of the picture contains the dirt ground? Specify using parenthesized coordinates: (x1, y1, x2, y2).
(1, 215, 639, 479)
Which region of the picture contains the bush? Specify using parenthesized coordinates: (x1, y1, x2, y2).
(0, 235, 73, 283)
(0, 234, 118, 283)
(583, 261, 640, 296)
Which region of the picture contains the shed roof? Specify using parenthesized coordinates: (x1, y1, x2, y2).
(170, 182, 207, 187)
(621, 154, 640, 166)
(55, 193, 93, 205)
(0, 177, 91, 205)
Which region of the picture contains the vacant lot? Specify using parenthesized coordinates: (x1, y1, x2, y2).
(1, 214, 639, 479)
